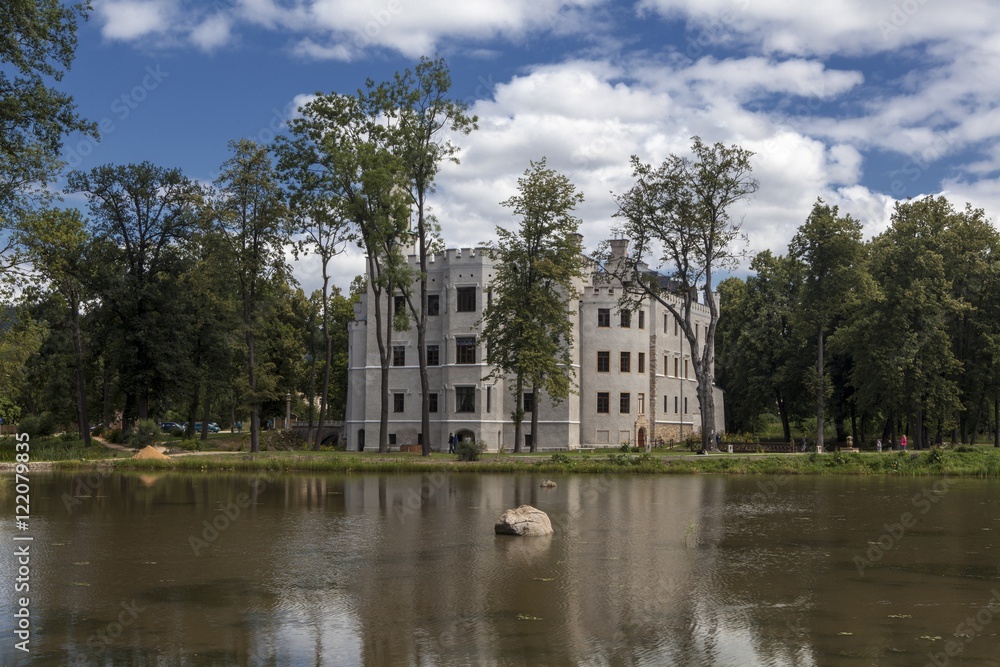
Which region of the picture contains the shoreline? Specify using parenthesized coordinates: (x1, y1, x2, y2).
(5, 447, 1000, 476)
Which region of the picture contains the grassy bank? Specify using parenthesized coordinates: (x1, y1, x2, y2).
(37, 446, 1000, 477)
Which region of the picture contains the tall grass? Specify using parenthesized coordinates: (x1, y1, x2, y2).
(44, 446, 1000, 477)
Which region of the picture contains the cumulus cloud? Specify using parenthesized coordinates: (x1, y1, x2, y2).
(97, 0, 174, 41)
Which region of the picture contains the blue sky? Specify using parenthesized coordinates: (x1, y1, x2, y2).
(58, 0, 1000, 294)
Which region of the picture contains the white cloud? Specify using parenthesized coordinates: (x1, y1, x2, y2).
(97, 0, 174, 41)
(190, 14, 234, 51)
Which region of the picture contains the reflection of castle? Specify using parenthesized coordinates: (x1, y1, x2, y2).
(344, 238, 724, 451)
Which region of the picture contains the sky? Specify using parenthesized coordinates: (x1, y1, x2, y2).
(57, 0, 1000, 295)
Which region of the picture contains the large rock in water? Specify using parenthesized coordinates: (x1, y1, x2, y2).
(494, 505, 553, 536)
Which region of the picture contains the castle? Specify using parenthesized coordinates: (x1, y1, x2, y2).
(344, 238, 724, 451)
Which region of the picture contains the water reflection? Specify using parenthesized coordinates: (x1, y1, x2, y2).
(1, 472, 999, 665)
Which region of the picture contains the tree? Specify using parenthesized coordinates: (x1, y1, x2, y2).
(846, 197, 965, 449)
(609, 137, 757, 452)
(279, 91, 410, 453)
(481, 158, 586, 453)
(212, 140, 292, 453)
(279, 136, 352, 450)
(789, 199, 868, 451)
(715, 251, 807, 440)
(378, 55, 477, 456)
(1, 0, 96, 269)
(16, 207, 93, 444)
(67, 162, 201, 424)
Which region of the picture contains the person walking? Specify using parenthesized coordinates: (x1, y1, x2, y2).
(900, 434, 907, 451)
(876, 438, 882, 453)
(448, 432, 456, 454)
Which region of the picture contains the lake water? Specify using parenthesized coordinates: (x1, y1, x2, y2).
(2, 471, 1000, 666)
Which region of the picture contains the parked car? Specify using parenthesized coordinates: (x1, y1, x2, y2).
(159, 422, 182, 432)
(193, 422, 221, 433)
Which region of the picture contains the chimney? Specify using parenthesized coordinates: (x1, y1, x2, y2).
(609, 238, 629, 261)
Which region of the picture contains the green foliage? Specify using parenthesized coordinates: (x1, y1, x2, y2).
(0, 0, 97, 239)
(262, 429, 303, 451)
(104, 428, 125, 444)
(456, 439, 487, 461)
(18, 412, 57, 438)
(127, 419, 162, 448)
(609, 137, 758, 452)
(480, 158, 587, 452)
(550, 453, 573, 465)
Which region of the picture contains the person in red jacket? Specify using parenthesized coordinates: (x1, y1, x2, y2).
(900, 434, 907, 450)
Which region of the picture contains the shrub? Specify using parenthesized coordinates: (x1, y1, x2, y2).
(551, 453, 573, 465)
(262, 429, 302, 451)
(104, 428, 125, 444)
(456, 439, 486, 461)
(127, 419, 163, 448)
(90, 424, 104, 437)
(18, 413, 58, 438)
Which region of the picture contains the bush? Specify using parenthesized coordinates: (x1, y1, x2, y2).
(456, 439, 486, 461)
(104, 428, 125, 444)
(18, 413, 58, 438)
(127, 419, 163, 448)
(551, 453, 573, 465)
(262, 429, 302, 451)
(90, 424, 104, 437)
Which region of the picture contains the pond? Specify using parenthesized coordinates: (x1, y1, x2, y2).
(2, 471, 1000, 666)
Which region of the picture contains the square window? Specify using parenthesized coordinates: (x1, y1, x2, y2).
(620, 351, 631, 373)
(427, 344, 440, 366)
(457, 286, 476, 312)
(638, 310, 645, 329)
(597, 350, 610, 373)
(429, 392, 438, 413)
(427, 294, 440, 316)
(638, 352, 646, 374)
(598, 308, 610, 327)
(620, 392, 630, 414)
(389, 433, 397, 445)
(393, 393, 404, 413)
(456, 386, 475, 412)
(597, 392, 610, 414)
(620, 310, 631, 328)
(456, 337, 476, 364)
(523, 392, 534, 413)
(393, 345, 405, 366)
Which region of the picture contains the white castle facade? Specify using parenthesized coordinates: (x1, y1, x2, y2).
(344, 238, 725, 452)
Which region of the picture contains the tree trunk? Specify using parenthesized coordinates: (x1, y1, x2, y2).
(513, 374, 523, 453)
(315, 271, 331, 450)
(186, 387, 199, 440)
(200, 392, 211, 441)
(70, 292, 90, 447)
(994, 397, 999, 447)
(530, 384, 540, 453)
(378, 282, 395, 453)
(816, 325, 825, 451)
(776, 388, 791, 443)
(247, 325, 260, 453)
(102, 360, 112, 428)
(416, 195, 432, 457)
